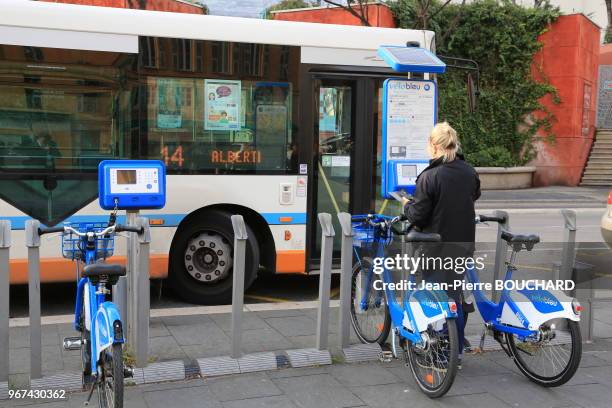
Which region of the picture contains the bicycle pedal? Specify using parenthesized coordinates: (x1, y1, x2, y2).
(378, 350, 393, 363)
(63, 336, 82, 351)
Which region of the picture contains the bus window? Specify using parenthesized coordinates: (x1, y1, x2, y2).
(0, 45, 134, 225)
(138, 39, 300, 175)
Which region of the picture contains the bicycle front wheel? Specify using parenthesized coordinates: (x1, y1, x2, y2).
(507, 318, 581, 387)
(350, 257, 390, 344)
(405, 319, 459, 398)
(98, 343, 124, 408)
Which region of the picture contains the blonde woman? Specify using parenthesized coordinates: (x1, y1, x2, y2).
(403, 122, 481, 365)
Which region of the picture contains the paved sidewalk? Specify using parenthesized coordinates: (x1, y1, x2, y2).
(476, 186, 610, 209)
(3, 301, 612, 407)
(4, 338, 612, 408)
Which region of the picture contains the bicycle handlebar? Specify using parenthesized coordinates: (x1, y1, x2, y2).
(38, 223, 143, 237)
(476, 214, 507, 224)
(38, 226, 65, 235)
(115, 225, 144, 234)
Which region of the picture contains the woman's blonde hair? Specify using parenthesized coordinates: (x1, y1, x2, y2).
(429, 121, 460, 162)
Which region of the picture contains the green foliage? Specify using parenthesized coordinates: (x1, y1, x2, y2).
(606, 28, 612, 44)
(265, 0, 315, 18)
(389, 0, 560, 167)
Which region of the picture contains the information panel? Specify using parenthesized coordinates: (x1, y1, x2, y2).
(381, 78, 437, 198)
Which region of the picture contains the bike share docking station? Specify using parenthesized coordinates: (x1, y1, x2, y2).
(0, 160, 190, 395)
(197, 213, 332, 376)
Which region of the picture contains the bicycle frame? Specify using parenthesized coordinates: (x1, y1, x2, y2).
(72, 234, 124, 377)
(465, 260, 580, 341)
(354, 229, 457, 346)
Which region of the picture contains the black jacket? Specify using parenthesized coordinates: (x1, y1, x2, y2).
(404, 155, 481, 244)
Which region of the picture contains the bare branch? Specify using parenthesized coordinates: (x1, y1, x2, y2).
(322, 0, 371, 26)
(440, 0, 466, 46)
(429, 0, 453, 21)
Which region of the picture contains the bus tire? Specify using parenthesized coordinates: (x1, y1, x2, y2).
(169, 210, 260, 305)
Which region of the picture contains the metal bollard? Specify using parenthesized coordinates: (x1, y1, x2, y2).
(557, 210, 593, 342)
(113, 276, 128, 333)
(559, 210, 577, 283)
(25, 220, 42, 379)
(316, 213, 335, 351)
(0, 220, 11, 382)
(491, 210, 510, 303)
(230, 215, 248, 359)
(337, 213, 353, 349)
(126, 215, 151, 368)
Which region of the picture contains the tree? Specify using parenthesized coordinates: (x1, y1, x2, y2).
(389, 0, 465, 48)
(391, 0, 560, 167)
(265, 0, 314, 18)
(127, 0, 208, 14)
(321, 0, 372, 26)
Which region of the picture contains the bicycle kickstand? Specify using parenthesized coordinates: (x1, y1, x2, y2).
(83, 383, 95, 406)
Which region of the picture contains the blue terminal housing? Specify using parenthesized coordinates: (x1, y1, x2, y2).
(98, 160, 166, 210)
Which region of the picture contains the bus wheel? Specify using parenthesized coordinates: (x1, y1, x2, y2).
(169, 210, 260, 305)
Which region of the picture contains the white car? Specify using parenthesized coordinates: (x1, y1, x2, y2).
(603, 192, 612, 248)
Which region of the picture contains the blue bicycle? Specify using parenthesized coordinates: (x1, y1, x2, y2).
(468, 215, 582, 387)
(39, 217, 142, 408)
(350, 214, 459, 398)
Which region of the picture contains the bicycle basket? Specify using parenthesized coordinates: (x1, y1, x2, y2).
(61, 222, 115, 261)
(351, 215, 393, 248)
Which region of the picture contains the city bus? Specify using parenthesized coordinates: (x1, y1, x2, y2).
(0, 0, 436, 304)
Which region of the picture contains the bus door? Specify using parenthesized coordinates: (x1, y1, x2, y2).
(308, 76, 376, 266)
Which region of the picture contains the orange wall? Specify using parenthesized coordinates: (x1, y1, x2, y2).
(39, 0, 206, 14)
(530, 14, 600, 186)
(272, 4, 394, 28)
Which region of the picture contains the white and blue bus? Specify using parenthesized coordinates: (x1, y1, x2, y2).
(0, 0, 435, 303)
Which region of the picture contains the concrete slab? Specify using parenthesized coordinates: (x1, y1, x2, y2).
(350, 382, 442, 408)
(437, 392, 511, 408)
(264, 316, 316, 337)
(556, 383, 612, 408)
(328, 362, 399, 387)
(143, 383, 222, 408)
(272, 373, 363, 408)
(221, 395, 299, 408)
(206, 373, 282, 402)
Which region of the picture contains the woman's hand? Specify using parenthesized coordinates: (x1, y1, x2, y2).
(400, 196, 411, 207)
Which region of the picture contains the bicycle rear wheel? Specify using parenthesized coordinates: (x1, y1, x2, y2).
(506, 318, 581, 387)
(405, 319, 459, 398)
(350, 257, 390, 344)
(98, 343, 124, 408)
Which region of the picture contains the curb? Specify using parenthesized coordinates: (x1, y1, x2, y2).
(1, 343, 385, 399)
(0, 381, 8, 400)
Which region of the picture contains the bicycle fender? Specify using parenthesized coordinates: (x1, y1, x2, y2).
(94, 302, 124, 361)
(407, 289, 451, 332)
(501, 289, 580, 331)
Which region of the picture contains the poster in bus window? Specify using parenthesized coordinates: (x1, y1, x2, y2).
(319, 87, 337, 133)
(204, 79, 241, 131)
(157, 78, 183, 129)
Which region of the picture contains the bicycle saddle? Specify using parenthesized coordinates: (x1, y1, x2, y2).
(501, 231, 540, 251)
(405, 231, 441, 243)
(83, 263, 126, 278)
(500, 231, 540, 245)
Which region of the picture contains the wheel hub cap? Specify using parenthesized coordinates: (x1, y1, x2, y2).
(184, 232, 232, 283)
